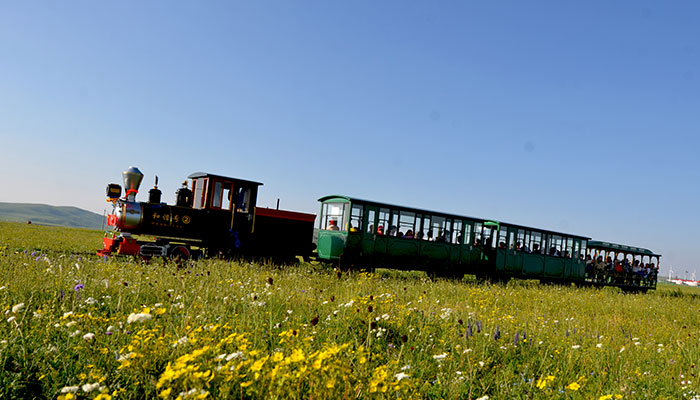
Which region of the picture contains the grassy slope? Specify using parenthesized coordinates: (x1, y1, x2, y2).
(0, 202, 104, 230)
(0, 221, 699, 399)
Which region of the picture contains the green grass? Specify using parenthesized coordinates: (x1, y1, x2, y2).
(0, 221, 699, 399)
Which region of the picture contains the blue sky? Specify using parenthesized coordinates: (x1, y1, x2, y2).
(1, 1, 698, 277)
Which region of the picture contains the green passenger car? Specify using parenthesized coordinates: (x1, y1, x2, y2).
(317, 195, 591, 283)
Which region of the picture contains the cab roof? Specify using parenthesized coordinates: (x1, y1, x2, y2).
(188, 172, 263, 187)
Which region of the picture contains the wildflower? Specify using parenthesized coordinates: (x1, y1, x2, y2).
(476, 396, 489, 400)
(74, 284, 84, 291)
(61, 386, 80, 393)
(173, 336, 189, 347)
(7, 316, 16, 323)
(83, 333, 95, 341)
(566, 381, 581, 391)
(536, 375, 555, 389)
(12, 303, 25, 313)
(596, 343, 603, 348)
(94, 394, 112, 400)
(571, 345, 580, 349)
(395, 372, 410, 381)
(82, 382, 100, 392)
(433, 353, 448, 360)
(85, 297, 98, 305)
(127, 312, 152, 323)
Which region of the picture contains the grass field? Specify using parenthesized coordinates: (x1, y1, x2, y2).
(0, 221, 699, 399)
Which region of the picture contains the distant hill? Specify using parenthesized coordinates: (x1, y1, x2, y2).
(0, 202, 104, 230)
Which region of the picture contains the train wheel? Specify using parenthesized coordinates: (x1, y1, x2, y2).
(170, 246, 190, 269)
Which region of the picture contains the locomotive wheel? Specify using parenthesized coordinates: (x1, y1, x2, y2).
(170, 246, 190, 268)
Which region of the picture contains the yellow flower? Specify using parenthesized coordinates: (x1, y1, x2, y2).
(159, 388, 172, 398)
(566, 381, 581, 391)
(94, 394, 113, 400)
(598, 396, 612, 400)
(536, 375, 555, 389)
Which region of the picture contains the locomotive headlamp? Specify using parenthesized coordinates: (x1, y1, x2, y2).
(106, 183, 122, 201)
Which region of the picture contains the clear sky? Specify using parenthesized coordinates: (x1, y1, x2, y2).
(1, 1, 698, 277)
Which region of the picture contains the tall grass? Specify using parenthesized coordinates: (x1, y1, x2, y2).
(0, 222, 698, 399)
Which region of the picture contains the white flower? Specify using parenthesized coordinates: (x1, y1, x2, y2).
(82, 333, 95, 341)
(173, 336, 189, 347)
(33, 312, 42, 318)
(117, 352, 134, 362)
(287, 310, 293, 314)
(433, 353, 448, 360)
(63, 311, 74, 318)
(463, 348, 473, 353)
(127, 312, 152, 323)
(596, 343, 603, 348)
(60, 386, 80, 393)
(633, 342, 641, 346)
(82, 382, 100, 392)
(395, 372, 410, 381)
(106, 325, 115, 333)
(6, 316, 16, 323)
(478, 361, 485, 367)
(70, 330, 82, 337)
(619, 347, 625, 353)
(381, 313, 390, 320)
(343, 300, 354, 307)
(476, 396, 490, 400)
(400, 365, 411, 371)
(12, 303, 25, 313)
(85, 297, 98, 305)
(226, 351, 243, 361)
(571, 345, 580, 349)
(66, 321, 77, 328)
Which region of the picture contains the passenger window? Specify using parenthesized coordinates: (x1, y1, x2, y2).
(452, 220, 463, 244)
(431, 216, 445, 242)
(474, 222, 483, 245)
(366, 209, 376, 234)
(463, 223, 472, 245)
(516, 229, 525, 250)
(349, 205, 363, 232)
(580, 241, 587, 259)
(498, 228, 507, 249)
(531, 232, 542, 253)
(389, 211, 399, 236)
(508, 231, 514, 249)
(378, 208, 390, 235)
(399, 211, 416, 238)
(420, 215, 431, 240)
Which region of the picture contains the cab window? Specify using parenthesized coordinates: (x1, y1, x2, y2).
(321, 202, 349, 231)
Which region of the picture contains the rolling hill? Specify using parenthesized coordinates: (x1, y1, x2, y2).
(0, 202, 104, 230)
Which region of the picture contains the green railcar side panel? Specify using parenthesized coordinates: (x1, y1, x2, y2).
(420, 242, 450, 260)
(571, 260, 586, 279)
(523, 254, 545, 275)
(544, 258, 565, 277)
(387, 237, 420, 258)
(317, 231, 347, 260)
(449, 244, 460, 264)
(505, 250, 523, 273)
(361, 234, 376, 256)
(495, 249, 507, 272)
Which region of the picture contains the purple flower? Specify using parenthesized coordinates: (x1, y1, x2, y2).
(31, 251, 37, 256)
(77, 257, 82, 262)
(106, 331, 113, 336)
(74, 284, 84, 291)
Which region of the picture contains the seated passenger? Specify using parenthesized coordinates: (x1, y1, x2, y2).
(531, 243, 540, 254)
(499, 241, 506, 249)
(327, 220, 340, 231)
(427, 230, 434, 241)
(403, 229, 414, 239)
(515, 241, 522, 251)
(416, 231, 424, 240)
(377, 225, 385, 235)
(389, 225, 397, 236)
(522, 243, 531, 253)
(349, 221, 359, 233)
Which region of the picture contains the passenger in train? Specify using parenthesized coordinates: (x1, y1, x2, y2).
(377, 225, 385, 235)
(327, 220, 340, 231)
(403, 229, 414, 239)
(515, 241, 522, 251)
(521, 242, 530, 253)
(531, 243, 540, 254)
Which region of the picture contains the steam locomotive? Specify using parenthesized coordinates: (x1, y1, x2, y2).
(98, 167, 316, 261)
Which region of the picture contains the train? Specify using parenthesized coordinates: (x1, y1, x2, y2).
(98, 167, 660, 292)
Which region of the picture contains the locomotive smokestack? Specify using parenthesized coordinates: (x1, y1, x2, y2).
(122, 166, 144, 202)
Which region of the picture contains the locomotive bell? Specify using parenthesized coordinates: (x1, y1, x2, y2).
(122, 166, 144, 202)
